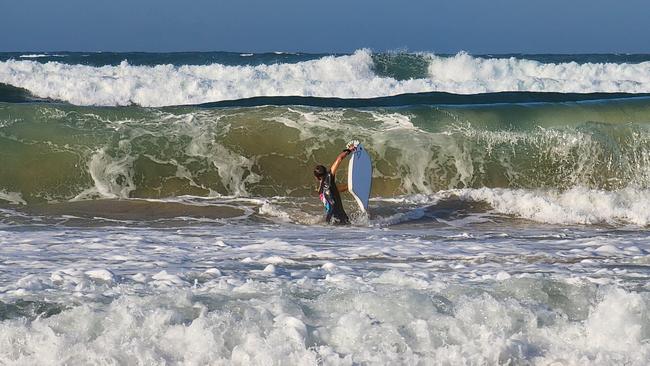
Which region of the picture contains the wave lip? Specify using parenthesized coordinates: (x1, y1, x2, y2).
(1, 50, 650, 107)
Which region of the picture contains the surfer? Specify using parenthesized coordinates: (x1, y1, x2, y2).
(313, 146, 356, 225)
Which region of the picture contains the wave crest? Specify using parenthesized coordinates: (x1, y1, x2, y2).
(456, 187, 650, 226)
(427, 51, 650, 94)
(2, 50, 650, 107)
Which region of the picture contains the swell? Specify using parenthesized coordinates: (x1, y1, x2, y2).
(196, 92, 650, 109)
(2, 100, 650, 204)
(0, 83, 48, 103)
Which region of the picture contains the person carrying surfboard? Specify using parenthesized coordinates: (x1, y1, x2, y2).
(313, 145, 356, 225)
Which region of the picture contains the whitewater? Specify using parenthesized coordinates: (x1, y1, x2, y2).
(2, 50, 650, 365)
(1, 50, 650, 106)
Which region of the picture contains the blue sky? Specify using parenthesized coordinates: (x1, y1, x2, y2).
(2, 0, 649, 53)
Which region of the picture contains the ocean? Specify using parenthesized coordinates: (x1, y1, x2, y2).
(1, 50, 650, 365)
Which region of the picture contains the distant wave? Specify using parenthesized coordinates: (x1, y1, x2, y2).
(19, 54, 65, 58)
(4, 80, 648, 107)
(1, 50, 650, 107)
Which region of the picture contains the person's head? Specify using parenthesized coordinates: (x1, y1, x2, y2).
(313, 165, 327, 180)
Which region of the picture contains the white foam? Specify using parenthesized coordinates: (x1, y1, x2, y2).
(594, 245, 624, 255)
(151, 270, 186, 287)
(72, 148, 136, 200)
(367, 111, 417, 131)
(50, 268, 84, 286)
(1, 284, 648, 365)
(18, 54, 65, 58)
(204, 268, 222, 277)
(58, 110, 265, 199)
(1, 216, 650, 363)
(495, 271, 512, 281)
(0, 190, 26, 205)
(372, 207, 426, 226)
(184, 126, 260, 197)
(132, 273, 147, 283)
(262, 264, 276, 274)
(259, 256, 295, 265)
(3, 50, 650, 107)
(456, 187, 650, 226)
(428, 52, 650, 94)
(259, 201, 292, 222)
(0, 275, 49, 295)
(84, 269, 115, 283)
(0, 51, 411, 106)
(584, 288, 649, 352)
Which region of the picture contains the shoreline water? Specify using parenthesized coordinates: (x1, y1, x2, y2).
(2, 50, 650, 364)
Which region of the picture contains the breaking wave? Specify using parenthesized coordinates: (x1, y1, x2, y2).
(1, 50, 650, 107)
(2, 100, 650, 208)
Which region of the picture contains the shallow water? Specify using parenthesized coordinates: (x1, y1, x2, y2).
(1, 199, 650, 365)
(2, 50, 650, 365)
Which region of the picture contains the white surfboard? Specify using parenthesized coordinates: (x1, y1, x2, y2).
(347, 142, 372, 213)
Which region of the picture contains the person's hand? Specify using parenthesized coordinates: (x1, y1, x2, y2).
(346, 140, 360, 150)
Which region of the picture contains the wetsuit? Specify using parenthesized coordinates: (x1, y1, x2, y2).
(318, 171, 350, 225)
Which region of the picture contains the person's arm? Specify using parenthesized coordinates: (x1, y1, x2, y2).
(338, 184, 348, 193)
(330, 148, 352, 175)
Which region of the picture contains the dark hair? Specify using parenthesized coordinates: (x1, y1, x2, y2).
(313, 165, 327, 178)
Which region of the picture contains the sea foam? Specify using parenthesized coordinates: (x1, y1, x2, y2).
(1, 279, 649, 365)
(427, 51, 650, 94)
(2, 214, 650, 364)
(0, 190, 26, 205)
(2, 50, 650, 107)
(455, 187, 650, 226)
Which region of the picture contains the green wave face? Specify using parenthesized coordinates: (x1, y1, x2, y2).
(2, 99, 650, 204)
(0, 84, 41, 103)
